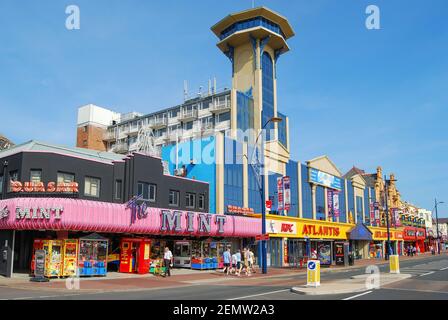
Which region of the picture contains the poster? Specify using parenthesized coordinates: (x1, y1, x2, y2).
(318, 242, 332, 266)
(277, 177, 284, 211)
(334, 242, 345, 266)
(374, 202, 380, 225)
(283, 176, 291, 212)
(370, 203, 375, 225)
(327, 190, 340, 219)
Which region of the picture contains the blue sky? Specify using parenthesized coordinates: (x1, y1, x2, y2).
(0, 0, 447, 216)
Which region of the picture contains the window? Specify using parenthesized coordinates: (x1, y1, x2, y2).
(217, 112, 230, 123)
(169, 190, 179, 207)
(84, 177, 100, 198)
(30, 170, 42, 183)
(57, 172, 75, 184)
(0, 175, 3, 193)
(198, 194, 205, 210)
(137, 182, 156, 202)
(184, 121, 193, 131)
(186, 193, 196, 209)
(83, 126, 88, 132)
(8, 170, 18, 192)
(115, 180, 122, 200)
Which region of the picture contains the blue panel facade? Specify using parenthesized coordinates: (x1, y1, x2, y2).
(316, 186, 325, 220)
(237, 91, 254, 135)
(364, 188, 371, 225)
(219, 16, 286, 40)
(301, 164, 313, 219)
(356, 196, 363, 223)
(268, 172, 282, 214)
(224, 137, 243, 209)
(286, 160, 298, 217)
(161, 137, 216, 213)
(278, 112, 288, 148)
(338, 180, 347, 223)
(262, 52, 275, 141)
(247, 145, 262, 214)
(347, 180, 355, 219)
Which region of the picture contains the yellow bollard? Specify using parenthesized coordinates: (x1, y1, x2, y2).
(307, 260, 321, 287)
(389, 255, 400, 274)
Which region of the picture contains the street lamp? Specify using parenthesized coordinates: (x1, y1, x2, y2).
(434, 199, 444, 255)
(1, 160, 8, 200)
(384, 175, 391, 261)
(248, 117, 282, 275)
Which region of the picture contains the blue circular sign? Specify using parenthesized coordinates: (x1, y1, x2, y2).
(308, 261, 316, 270)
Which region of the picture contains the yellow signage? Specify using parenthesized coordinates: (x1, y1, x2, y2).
(307, 260, 320, 287)
(370, 227, 403, 241)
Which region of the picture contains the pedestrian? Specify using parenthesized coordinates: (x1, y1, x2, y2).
(163, 246, 173, 277)
(412, 246, 417, 257)
(223, 247, 231, 276)
(231, 252, 238, 276)
(236, 249, 242, 276)
(248, 248, 255, 274)
(430, 245, 435, 255)
(243, 248, 251, 276)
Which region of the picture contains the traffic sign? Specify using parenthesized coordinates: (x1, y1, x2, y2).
(265, 200, 272, 210)
(307, 259, 320, 287)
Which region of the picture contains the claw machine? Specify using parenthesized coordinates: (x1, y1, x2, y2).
(174, 241, 191, 268)
(78, 233, 108, 277)
(41, 240, 63, 278)
(62, 239, 79, 277)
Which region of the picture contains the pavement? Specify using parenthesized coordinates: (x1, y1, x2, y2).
(0, 252, 446, 300)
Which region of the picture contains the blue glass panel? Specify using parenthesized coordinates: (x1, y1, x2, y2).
(316, 186, 325, 220)
(262, 52, 275, 141)
(301, 164, 313, 219)
(286, 161, 298, 217)
(278, 112, 287, 147)
(339, 180, 347, 223)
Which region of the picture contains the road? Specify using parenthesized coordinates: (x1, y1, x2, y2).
(0, 255, 447, 300)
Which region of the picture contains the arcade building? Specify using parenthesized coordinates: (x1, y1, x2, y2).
(0, 141, 260, 278)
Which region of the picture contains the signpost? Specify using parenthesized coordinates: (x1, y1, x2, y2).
(30, 250, 49, 282)
(307, 260, 320, 287)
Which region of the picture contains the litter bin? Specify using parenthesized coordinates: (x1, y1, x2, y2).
(348, 253, 355, 266)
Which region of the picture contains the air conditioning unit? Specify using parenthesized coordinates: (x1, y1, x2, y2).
(174, 168, 186, 177)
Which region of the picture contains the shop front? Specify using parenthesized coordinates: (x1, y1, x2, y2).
(347, 223, 373, 260)
(0, 197, 261, 278)
(403, 227, 426, 254)
(265, 215, 354, 267)
(369, 226, 404, 257)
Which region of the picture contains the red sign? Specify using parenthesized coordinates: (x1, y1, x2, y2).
(11, 181, 79, 193)
(227, 206, 255, 216)
(302, 224, 340, 237)
(256, 234, 270, 241)
(265, 200, 272, 210)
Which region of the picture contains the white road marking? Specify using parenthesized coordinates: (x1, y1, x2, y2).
(342, 291, 373, 301)
(228, 289, 290, 300)
(385, 287, 448, 295)
(419, 272, 435, 277)
(439, 267, 448, 271)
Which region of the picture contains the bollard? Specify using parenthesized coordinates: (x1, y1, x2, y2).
(306, 260, 320, 287)
(389, 255, 400, 274)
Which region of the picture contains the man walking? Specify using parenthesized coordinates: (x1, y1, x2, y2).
(223, 247, 231, 276)
(236, 249, 242, 277)
(163, 246, 173, 277)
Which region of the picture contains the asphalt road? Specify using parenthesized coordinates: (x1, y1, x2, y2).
(0, 255, 446, 300)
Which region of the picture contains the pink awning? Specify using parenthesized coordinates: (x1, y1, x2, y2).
(0, 198, 261, 238)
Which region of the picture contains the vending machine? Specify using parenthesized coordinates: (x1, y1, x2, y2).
(30, 239, 45, 275)
(119, 238, 151, 274)
(62, 239, 79, 277)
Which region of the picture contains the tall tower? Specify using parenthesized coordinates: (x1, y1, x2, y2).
(211, 6, 295, 174)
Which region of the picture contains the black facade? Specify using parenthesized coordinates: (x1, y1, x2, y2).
(0, 151, 209, 213)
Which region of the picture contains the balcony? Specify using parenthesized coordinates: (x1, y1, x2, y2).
(210, 99, 231, 114)
(195, 123, 215, 137)
(154, 134, 168, 145)
(150, 118, 168, 129)
(103, 131, 117, 141)
(126, 126, 139, 136)
(178, 109, 198, 122)
(113, 143, 129, 154)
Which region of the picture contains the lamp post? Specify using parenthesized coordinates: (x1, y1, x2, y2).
(1, 160, 8, 200)
(434, 199, 444, 255)
(248, 117, 282, 275)
(384, 175, 391, 260)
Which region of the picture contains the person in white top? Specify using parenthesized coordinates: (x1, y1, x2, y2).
(231, 253, 238, 276)
(163, 247, 173, 277)
(248, 249, 255, 274)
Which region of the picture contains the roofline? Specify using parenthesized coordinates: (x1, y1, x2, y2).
(306, 155, 343, 177)
(211, 6, 295, 39)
